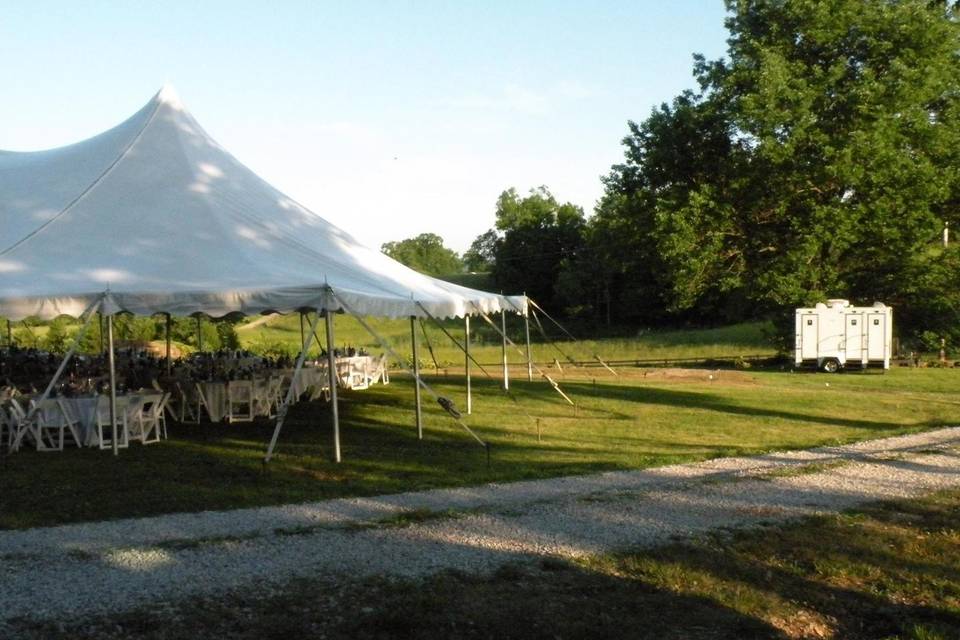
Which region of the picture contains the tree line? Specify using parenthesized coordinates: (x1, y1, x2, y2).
(385, 1, 960, 352)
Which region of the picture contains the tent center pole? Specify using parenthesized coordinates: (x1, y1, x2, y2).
(465, 315, 471, 415)
(165, 313, 172, 376)
(324, 309, 341, 463)
(501, 310, 509, 391)
(410, 315, 423, 439)
(107, 314, 118, 457)
(523, 296, 533, 383)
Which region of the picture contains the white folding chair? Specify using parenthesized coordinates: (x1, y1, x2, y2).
(268, 376, 284, 414)
(227, 380, 254, 423)
(0, 405, 18, 452)
(251, 378, 274, 418)
(49, 398, 83, 450)
(127, 394, 162, 444)
(154, 392, 171, 439)
(95, 395, 129, 450)
(366, 354, 389, 386)
(195, 382, 214, 422)
(174, 381, 199, 424)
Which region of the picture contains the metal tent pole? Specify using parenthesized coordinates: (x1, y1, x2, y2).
(523, 296, 533, 382)
(465, 315, 472, 415)
(325, 309, 341, 463)
(501, 310, 509, 391)
(264, 310, 322, 462)
(299, 312, 306, 357)
(165, 313, 172, 376)
(196, 316, 203, 352)
(107, 314, 119, 457)
(411, 315, 423, 439)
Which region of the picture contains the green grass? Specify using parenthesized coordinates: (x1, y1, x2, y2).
(238, 314, 778, 366)
(2, 366, 958, 530)
(11, 489, 960, 639)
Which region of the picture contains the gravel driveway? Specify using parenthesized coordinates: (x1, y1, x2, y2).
(3, 427, 960, 626)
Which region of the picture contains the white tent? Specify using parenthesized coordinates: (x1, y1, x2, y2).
(1, 86, 531, 460)
(0, 85, 521, 321)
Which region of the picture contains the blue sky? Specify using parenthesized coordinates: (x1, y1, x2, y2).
(1, 1, 730, 252)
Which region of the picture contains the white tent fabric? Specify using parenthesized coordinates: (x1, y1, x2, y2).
(0, 86, 517, 321)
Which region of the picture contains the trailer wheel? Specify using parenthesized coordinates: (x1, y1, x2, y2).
(822, 358, 840, 373)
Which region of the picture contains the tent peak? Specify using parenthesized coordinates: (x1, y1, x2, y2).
(155, 83, 183, 110)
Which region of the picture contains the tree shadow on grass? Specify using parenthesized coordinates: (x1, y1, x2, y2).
(8, 560, 784, 640)
(617, 501, 960, 640)
(562, 381, 950, 432)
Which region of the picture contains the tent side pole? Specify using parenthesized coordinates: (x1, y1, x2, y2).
(108, 314, 118, 457)
(523, 297, 533, 383)
(465, 315, 471, 415)
(325, 309, 341, 463)
(165, 313, 172, 376)
(411, 316, 423, 439)
(501, 310, 509, 391)
(299, 312, 306, 357)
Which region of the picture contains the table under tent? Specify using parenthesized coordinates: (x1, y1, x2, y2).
(0, 85, 544, 461)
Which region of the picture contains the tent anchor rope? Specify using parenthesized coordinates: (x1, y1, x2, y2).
(418, 317, 441, 372)
(469, 302, 575, 407)
(525, 297, 620, 380)
(416, 302, 542, 426)
(331, 291, 487, 449)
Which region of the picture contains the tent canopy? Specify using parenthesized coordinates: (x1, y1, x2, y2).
(0, 86, 524, 321)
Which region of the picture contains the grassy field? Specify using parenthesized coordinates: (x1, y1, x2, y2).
(12, 489, 960, 639)
(2, 366, 958, 530)
(237, 314, 778, 366)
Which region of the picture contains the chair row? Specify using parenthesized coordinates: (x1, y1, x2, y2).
(0, 393, 170, 453)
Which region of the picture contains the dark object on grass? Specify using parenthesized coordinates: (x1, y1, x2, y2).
(437, 396, 461, 419)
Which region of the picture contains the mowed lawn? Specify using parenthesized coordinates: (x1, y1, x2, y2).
(2, 366, 958, 529)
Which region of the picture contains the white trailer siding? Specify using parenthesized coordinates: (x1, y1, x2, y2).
(795, 300, 892, 370)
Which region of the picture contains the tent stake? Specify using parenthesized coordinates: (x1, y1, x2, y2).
(108, 313, 118, 457)
(324, 309, 341, 463)
(465, 315, 471, 415)
(501, 310, 509, 391)
(410, 316, 423, 439)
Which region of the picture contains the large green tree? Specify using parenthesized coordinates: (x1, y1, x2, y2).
(597, 0, 960, 337)
(472, 187, 586, 310)
(381, 233, 463, 276)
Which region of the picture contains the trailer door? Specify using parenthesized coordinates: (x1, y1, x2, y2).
(867, 314, 886, 361)
(845, 314, 864, 364)
(801, 315, 818, 359)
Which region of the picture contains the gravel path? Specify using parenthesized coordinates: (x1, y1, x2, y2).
(3, 427, 960, 625)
